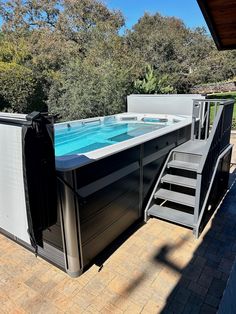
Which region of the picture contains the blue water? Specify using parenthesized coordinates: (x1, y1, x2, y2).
(55, 120, 168, 156)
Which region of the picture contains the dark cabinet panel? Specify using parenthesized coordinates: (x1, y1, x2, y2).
(80, 172, 140, 245)
(47, 124, 192, 273)
(76, 146, 141, 262)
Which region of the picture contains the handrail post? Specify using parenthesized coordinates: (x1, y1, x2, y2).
(198, 101, 204, 139)
(194, 173, 202, 225)
(191, 116, 196, 140)
(204, 101, 210, 140)
(191, 100, 201, 140)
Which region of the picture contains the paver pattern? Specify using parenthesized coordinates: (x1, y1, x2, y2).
(0, 137, 236, 314)
(231, 134, 236, 164)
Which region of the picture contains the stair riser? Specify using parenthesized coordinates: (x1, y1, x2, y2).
(155, 198, 195, 208)
(170, 168, 197, 179)
(150, 215, 194, 228)
(161, 179, 196, 189)
(161, 184, 196, 196)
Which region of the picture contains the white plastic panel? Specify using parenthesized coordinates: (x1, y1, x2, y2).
(127, 94, 205, 116)
(0, 123, 30, 244)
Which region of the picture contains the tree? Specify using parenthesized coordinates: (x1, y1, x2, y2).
(127, 13, 236, 92)
(0, 0, 129, 116)
(0, 0, 124, 65)
(0, 2, 235, 118)
(0, 61, 45, 112)
(191, 49, 236, 84)
(48, 57, 134, 121)
(134, 65, 175, 94)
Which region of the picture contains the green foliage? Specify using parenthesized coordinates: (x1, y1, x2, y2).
(134, 65, 175, 94)
(156, 74, 175, 94)
(207, 92, 236, 129)
(0, 0, 124, 69)
(48, 59, 132, 120)
(0, 36, 31, 64)
(127, 13, 236, 92)
(192, 50, 236, 85)
(0, 2, 235, 119)
(134, 65, 157, 94)
(0, 61, 45, 113)
(232, 118, 236, 130)
(207, 91, 236, 102)
(0, 0, 129, 118)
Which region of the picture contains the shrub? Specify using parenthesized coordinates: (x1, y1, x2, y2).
(207, 92, 236, 130)
(48, 59, 132, 121)
(134, 65, 175, 94)
(0, 61, 46, 113)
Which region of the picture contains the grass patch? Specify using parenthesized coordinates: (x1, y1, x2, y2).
(207, 92, 236, 129)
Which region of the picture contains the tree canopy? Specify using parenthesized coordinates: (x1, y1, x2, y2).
(0, 1, 235, 120)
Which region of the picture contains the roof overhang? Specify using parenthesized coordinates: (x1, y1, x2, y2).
(197, 0, 236, 50)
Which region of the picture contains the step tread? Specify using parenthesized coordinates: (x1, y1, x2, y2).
(168, 160, 199, 171)
(154, 188, 195, 207)
(161, 174, 197, 189)
(173, 140, 206, 155)
(148, 204, 194, 228)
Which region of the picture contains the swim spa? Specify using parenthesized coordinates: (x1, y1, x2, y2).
(55, 114, 176, 156)
(0, 109, 193, 277)
(55, 113, 190, 169)
(50, 112, 192, 276)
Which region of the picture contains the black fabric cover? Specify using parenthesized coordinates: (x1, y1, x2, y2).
(22, 112, 57, 251)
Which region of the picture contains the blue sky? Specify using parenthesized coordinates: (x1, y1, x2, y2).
(0, 1, 208, 31)
(106, 0, 208, 30)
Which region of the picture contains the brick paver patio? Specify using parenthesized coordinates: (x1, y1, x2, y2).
(0, 136, 236, 314)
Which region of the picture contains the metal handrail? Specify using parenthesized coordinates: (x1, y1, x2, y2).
(194, 99, 234, 226)
(197, 105, 223, 174)
(192, 99, 234, 103)
(195, 144, 233, 237)
(198, 99, 234, 173)
(191, 99, 234, 141)
(144, 150, 173, 222)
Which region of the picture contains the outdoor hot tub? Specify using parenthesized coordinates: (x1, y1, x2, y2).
(0, 95, 206, 277)
(43, 112, 192, 276)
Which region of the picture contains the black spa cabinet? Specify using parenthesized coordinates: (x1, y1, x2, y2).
(44, 123, 191, 277)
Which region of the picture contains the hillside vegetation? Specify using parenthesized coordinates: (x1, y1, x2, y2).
(0, 0, 235, 121)
(208, 92, 236, 128)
